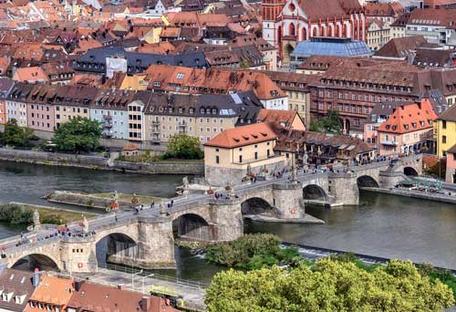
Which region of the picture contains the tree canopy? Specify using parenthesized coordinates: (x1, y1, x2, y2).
(309, 110, 342, 135)
(163, 134, 203, 159)
(205, 233, 300, 270)
(1, 119, 34, 147)
(53, 117, 102, 153)
(205, 259, 454, 312)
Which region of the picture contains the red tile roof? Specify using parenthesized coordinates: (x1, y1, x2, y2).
(377, 99, 437, 134)
(205, 122, 276, 149)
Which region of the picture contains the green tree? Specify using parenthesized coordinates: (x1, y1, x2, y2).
(2, 119, 34, 147)
(310, 110, 342, 134)
(163, 134, 203, 159)
(205, 259, 454, 312)
(53, 117, 101, 153)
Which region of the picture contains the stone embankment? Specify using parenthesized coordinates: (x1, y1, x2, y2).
(0, 148, 204, 175)
(361, 187, 456, 204)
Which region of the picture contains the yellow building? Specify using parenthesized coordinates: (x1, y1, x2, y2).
(204, 122, 286, 186)
(435, 105, 456, 157)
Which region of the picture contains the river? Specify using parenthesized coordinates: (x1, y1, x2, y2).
(1, 160, 456, 283)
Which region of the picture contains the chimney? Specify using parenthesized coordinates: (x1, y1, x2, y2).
(139, 296, 151, 311)
(117, 284, 123, 290)
(74, 280, 83, 291)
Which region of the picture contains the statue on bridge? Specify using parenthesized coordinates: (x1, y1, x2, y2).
(33, 209, 41, 230)
(109, 190, 120, 212)
(81, 215, 89, 234)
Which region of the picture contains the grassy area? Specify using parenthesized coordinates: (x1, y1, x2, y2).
(95, 192, 164, 203)
(0, 203, 96, 225)
(37, 207, 96, 224)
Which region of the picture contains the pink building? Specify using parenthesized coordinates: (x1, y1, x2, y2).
(446, 145, 456, 183)
(26, 85, 56, 132)
(377, 99, 437, 156)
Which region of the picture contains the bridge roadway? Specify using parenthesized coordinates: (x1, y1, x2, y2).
(0, 155, 422, 271)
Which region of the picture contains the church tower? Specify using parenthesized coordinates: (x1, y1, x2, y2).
(261, 0, 285, 46)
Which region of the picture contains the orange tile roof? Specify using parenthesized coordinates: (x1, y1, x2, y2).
(257, 108, 300, 128)
(13, 66, 49, 83)
(137, 41, 176, 54)
(25, 275, 74, 312)
(377, 99, 437, 134)
(205, 122, 276, 149)
(145, 65, 285, 100)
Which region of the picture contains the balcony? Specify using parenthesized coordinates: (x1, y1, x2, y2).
(380, 140, 397, 146)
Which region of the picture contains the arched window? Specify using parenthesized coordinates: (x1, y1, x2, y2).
(289, 23, 296, 36)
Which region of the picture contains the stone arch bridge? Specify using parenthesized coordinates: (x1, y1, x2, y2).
(0, 156, 421, 273)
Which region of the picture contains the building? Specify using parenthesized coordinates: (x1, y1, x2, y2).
(90, 89, 134, 139)
(445, 144, 456, 183)
(24, 274, 73, 312)
(0, 78, 14, 125)
(12, 67, 49, 84)
(435, 103, 456, 157)
(405, 8, 456, 46)
(6, 82, 33, 127)
(273, 127, 376, 166)
(390, 12, 411, 39)
(53, 85, 97, 129)
(0, 269, 35, 312)
(204, 122, 286, 186)
(308, 63, 456, 136)
(26, 85, 56, 132)
(262, 70, 315, 124)
(129, 91, 262, 144)
(256, 108, 306, 130)
(290, 37, 371, 65)
(376, 99, 437, 155)
(66, 280, 179, 312)
(261, 0, 366, 62)
(144, 65, 288, 110)
(366, 19, 391, 51)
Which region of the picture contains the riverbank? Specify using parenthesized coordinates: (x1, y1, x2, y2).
(361, 187, 456, 204)
(0, 148, 203, 175)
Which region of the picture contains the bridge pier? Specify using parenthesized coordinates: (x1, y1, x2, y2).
(379, 170, 407, 189)
(60, 239, 98, 273)
(209, 199, 243, 241)
(133, 218, 176, 269)
(328, 173, 359, 206)
(272, 182, 305, 218)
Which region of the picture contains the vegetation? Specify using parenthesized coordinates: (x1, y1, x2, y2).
(205, 234, 300, 270)
(206, 258, 455, 312)
(0, 203, 94, 225)
(0, 119, 35, 147)
(163, 134, 203, 160)
(309, 110, 342, 135)
(53, 117, 102, 153)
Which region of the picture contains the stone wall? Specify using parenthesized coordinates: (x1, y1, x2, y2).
(0, 148, 204, 175)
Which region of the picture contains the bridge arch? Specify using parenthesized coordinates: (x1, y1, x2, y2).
(11, 253, 61, 272)
(404, 166, 419, 176)
(303, 184, 328, 200)
(241, 197, 275, 216)
(357, 175, 380, 188)
(95, 232, 138, 267)
(172, 213, 212, 241)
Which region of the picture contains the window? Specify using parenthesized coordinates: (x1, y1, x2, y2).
(443, 120, 447, 129)
(216, 155, 219, 164)
(267, 149, 270, 157)
(239, 155, 242, 163)
(255, 152, 258, 160)
(443, 135, 447, 144)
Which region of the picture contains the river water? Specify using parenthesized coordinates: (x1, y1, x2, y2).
(1, 160, 456, 283)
